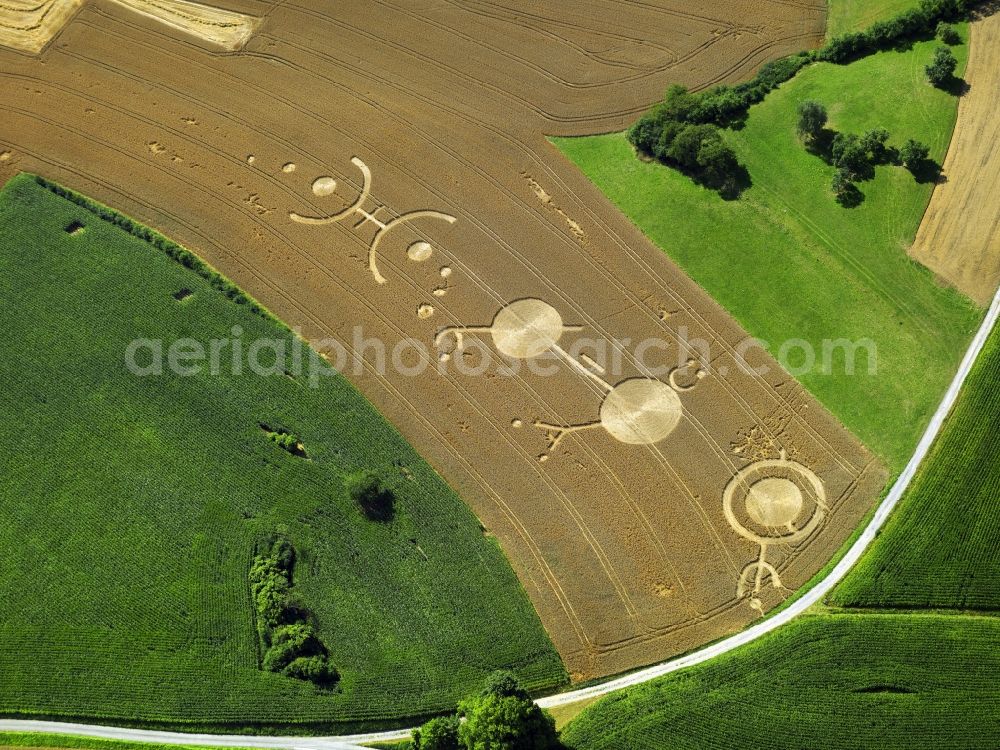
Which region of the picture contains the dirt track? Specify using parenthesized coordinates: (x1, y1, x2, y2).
(909, 11, 1000, 306)
(0, 0, 887, 680)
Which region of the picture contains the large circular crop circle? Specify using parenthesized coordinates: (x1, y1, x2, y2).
(599, 378, 682, 445)
(407, 241, 433, 262)
(745, 477, 803, 526)
(490, 299, 564, 359)
(723, 458, 826, 545)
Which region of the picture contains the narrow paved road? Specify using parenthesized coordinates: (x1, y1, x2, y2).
(3, 285, 997, 749)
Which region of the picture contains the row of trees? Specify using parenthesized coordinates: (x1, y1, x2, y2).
(249, 536, 338, 687)
(633, 0, 972, 133)
(817, 0, 971, 64)
(796, 102, 934, 206)
(411, 671, 561, 750)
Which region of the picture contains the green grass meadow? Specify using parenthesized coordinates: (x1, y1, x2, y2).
(553, 32, 981, 470)
(827, 0, 925, 37)
(0, 174, 565, 731)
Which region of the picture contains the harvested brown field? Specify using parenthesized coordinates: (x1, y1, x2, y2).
(909, 10, 1000, 306)
(0, 0, 888, 680)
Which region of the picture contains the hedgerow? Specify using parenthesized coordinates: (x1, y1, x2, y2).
(629, 0, 977, 185)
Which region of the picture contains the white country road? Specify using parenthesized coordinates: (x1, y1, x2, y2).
(4, 284, 1000, 750)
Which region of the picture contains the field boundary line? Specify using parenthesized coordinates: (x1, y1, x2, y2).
(2, 286, 998, 749)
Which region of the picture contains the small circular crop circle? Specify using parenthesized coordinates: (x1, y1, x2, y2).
(407, 241, 433, 262)
(723, 458, 826, 545)
(311, 176, 337, 197)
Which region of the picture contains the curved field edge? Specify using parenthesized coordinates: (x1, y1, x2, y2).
(552, 31, 981, 471)
(560, 613, 1000, 749)
(0, 173, 566, 733)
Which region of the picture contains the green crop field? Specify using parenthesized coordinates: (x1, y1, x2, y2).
(830, 323, 1000, 610)
(827, 0, 925, 37)
(554, 31, 980, 470)
(561, 614, 1000, 750)
(0, 174, 565, 732)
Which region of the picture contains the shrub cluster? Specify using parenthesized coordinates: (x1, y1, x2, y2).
(627, 86, 745, 197)
(411, 671, 560, 750)
(926, 45, 959, 87)
(900, 139, 931, 170)
(249, 536, 337, 687)
(937, 21, 962, 44)
(828, 128, 894, 205)
(794, 100, 934, 203)
(269, 430, 299, 452)
(261, 424, 306, 457)
(33, 175, 283, 327)
(796, 100, 828, 141)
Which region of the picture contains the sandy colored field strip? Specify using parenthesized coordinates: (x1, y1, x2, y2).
(0, 0, 258, 54)
(0, 0, 888, 684)
(109, 0, 259, 51)
(909, 11, 1000, 306)
(0, 0, 83, 54)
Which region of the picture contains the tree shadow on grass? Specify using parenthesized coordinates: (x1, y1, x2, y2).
(805, 128, 837, 164)
(941, 75, 971, 96)
(836, 183, 866, 208)
(717, 164, 752, 200)
(910, 158, 946, 184)
(347, 471, 397, 523)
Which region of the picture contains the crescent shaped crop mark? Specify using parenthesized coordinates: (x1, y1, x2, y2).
(289, 156, 372, 225)
(368, 210, 457, 284)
